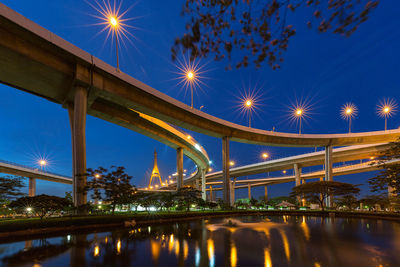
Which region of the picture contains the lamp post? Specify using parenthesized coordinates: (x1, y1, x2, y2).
(295, 108, 304, 134)
(39, 160, 47, 171)
(242, 99, 255, 127)
(377, 99, 397, 131)
(341, 103, 357, 133)
(262, 152, 269, 176)
(109, 16, 120, 71)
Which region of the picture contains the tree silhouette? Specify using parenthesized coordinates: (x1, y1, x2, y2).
(86, 166, 136, 215)
(291, 181, 360, 210)
(172, 0, 379, 69)
(369, 139, 400, 195)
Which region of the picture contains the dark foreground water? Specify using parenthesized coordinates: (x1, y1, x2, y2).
(0, 215, 399, 267)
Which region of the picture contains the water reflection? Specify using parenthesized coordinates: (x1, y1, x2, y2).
(0, 215, 398, 266)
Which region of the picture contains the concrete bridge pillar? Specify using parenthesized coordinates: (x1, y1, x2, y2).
(209, 185, 213, 201)
(176, 147, 183, 190)
(28, 177, 36, 197)
(68, 86, 88, 208)
(248, 184, 251, 200)
(201, 169, 206, 200)
(230, 178, 236, 206)
(294, 163, 302, 203)
(222, 136, 231, 205)
(325, 145, 333, 208)
(264, 185, 268, 201)
(294, 163, 301, 186)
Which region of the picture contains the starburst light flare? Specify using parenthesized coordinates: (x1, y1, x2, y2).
(340, 102, 358, 133)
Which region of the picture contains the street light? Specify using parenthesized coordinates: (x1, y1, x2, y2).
(294, 108, 304, 134)
(108, 15, 120, 71)
(377, 98, 397, 131)
(262, 152, 269, 176)
(340, 103, 358, 133)
(39, 160, 47, 171)
(244, 99, 254, 127)
(186, 70, 196, 108)
(87, 0, 135, 72)
(229, 161, 235, 167)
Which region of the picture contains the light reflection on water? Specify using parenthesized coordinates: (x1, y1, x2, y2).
(0, 215, 399, 266)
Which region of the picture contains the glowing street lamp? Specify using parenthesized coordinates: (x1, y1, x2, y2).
(288, 99, 311, 135)
(87, 0, 136, 73)
(39, 160, 47, 171)
(340, 103, 358, 133)
(186, 70, 196, 108)
(244, 99, 254, 127)
(262, 152, 270, 177)
(229, 161, 235, 167)
(377, 98, 397, 131)
(108, 15, 120, 71)
(294, 108, 304, 134)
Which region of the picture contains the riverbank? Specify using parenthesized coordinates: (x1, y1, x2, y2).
(1, 210, 399, 239)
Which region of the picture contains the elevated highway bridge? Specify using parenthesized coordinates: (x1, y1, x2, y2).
(1, 3, 399, 207)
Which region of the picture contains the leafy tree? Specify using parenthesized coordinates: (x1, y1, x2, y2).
(291, 181, 360, 211)
(369, 139, 400, 195)
(140, 193, 158, 212)
(208, 201, 218, 210)
(359, 194, 390, 210)
(0, 176, 25, 204)
(175, 186, 202, 211)
(9, 194, 71, 219)
(249, 197, 258, 207)
(172, 0, 379, 69)
(335, 195, 358, 210)
(267, 196, 296, 207)
(161, 192, 177, 211)
(196, 198, 208, 210)
(86, 166, 136, 215)
(235, 199, 245, 209)
(130, 191, 149, 212)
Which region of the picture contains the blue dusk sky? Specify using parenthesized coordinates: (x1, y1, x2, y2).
(0, 0, 399, 199)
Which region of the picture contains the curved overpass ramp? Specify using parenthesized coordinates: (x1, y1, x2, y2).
(1, 3, 399, 204)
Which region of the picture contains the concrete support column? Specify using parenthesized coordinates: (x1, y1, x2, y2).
(248, 184, 251, 200)
(176, 147, 184, 190)
(230, 178, 236, 206)
(294, 163, 301, 186)
(222, 136, 231, 205)
(28, 177, 36, 197)
(201, 169, 206, 200)
(294, 163, 302, 203)
(264, 185, 268, 201)
(209, 186, 213, 201)
(69, 86, 88, 208)
(325, 145, 333, 208)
